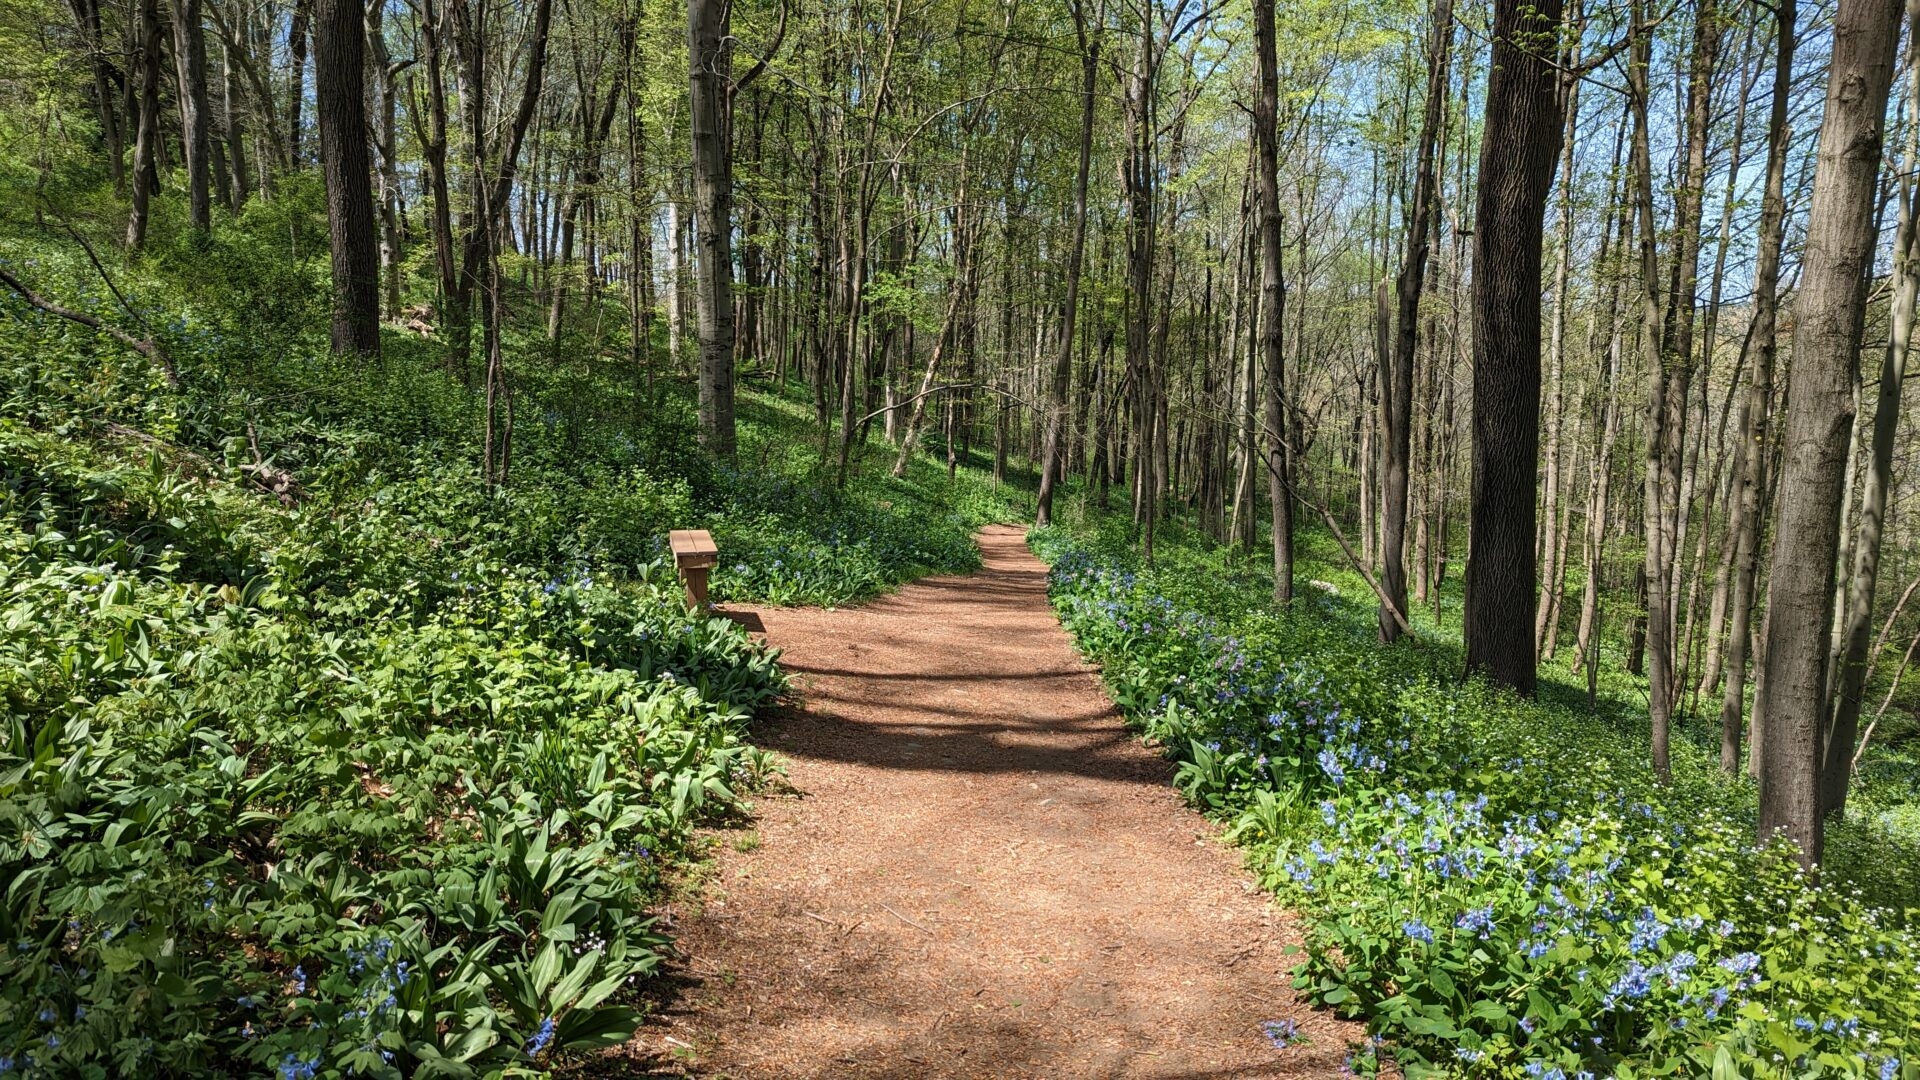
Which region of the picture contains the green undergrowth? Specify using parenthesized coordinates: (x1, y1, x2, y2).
(0, 194, 1021, 1076)
(1032, 516, 1919, 1080)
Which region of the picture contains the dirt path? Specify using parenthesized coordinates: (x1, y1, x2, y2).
(617, 525, 1354, 1078)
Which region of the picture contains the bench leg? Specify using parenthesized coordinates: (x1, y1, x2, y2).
(679, 565, 711, 609)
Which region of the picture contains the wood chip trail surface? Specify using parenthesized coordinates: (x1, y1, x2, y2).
(617, 525, 1354, 1078)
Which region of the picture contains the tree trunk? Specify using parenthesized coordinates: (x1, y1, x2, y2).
(1463, 0, 1564, 694)
(1536, 46, 1580, 656)
(1825, 29, 1919, 816)
(1381, 0, 1453, 640)
(126, 0, 162, 251)
(419, 0, 459, 372)
(287, 0, 309, 168)
(1757, 0, 1901, 867)
(689, 0, 735, 456)
(1720, 0, 1795, 776)
(1253, 0, 1292, 605)
(171, 0, 213, 231)
(313, 0, 379, 354)
(1037, 3, 1097, 528)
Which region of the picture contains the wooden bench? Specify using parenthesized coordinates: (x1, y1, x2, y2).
(669, 529, 719, 609)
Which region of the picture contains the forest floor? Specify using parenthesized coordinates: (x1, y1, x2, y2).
(606, 525, 1355, 1078)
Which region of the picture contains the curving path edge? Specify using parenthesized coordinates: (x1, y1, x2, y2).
(614, 525, 1354, 1078)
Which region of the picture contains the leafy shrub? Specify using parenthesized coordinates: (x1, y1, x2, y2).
(1034, 527, 1920, 1079)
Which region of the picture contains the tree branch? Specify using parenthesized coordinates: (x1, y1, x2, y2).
(0, 267, 178, 386)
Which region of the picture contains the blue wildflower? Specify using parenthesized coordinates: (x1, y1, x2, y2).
(1455, 905, 1495, 938)
(527, 1015, 558, 1057)
(1259, 1018, 1299, 1048)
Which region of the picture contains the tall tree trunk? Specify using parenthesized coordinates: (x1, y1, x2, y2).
(1536, 36, 1581, 656)
(689, 0, 735, 455)
(552, 74, 624, 339)
(1720, 0, 1795, 776)
(67, 0, 124, 190)
(1463, 0, 1564, 694)
(1381, 0, 1452, 640)
(1252, 0, 1292, 604)
(287, 0, 309, 168)
(313, 0, 379, 354)
(1826, 21, 1920, 816)
(1037, 3, 1098, 528)
(172, 0, 213, 231)
(665, 197, 684, 364)
(221, 37, 248, 209)
(1757, 0, 1901, 867)
(126, 0, 162, 250)
(366, 2, 407, 318)
(418, 0, 459, 371)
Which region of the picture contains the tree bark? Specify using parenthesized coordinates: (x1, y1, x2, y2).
(1037, 2, 1098, 528)
(125, 0, 162, 250)
(1825, 22, 1920, 817)
(1757, 0, 1901, 867)
(1720, 0, 1795, 776)
(1252, 0, 1292, 605)
(312, 0, 379, 355)
(287, 0, 310, 168)
(1381, 0, 1453, 641)
(1463, 0, 1564, 695)
(171, 0, 213, 231)
(689, 0, 735, 455)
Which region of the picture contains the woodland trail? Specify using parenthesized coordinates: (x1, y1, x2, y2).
(614, 525, 1354, 1078)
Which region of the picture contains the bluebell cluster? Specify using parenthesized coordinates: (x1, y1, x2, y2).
(1041, 538, 1920, 1077)
(526, 1015, 558, 1057)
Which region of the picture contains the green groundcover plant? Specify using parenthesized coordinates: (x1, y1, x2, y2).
(0, 200, 1025, 1076)
(1032, 524, 1919, 1080)
(0, 416, 785, 1077)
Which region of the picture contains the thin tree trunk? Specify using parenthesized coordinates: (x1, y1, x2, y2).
(287, 0, 309, 167)
(172, 0, 213, 231)
(1037, 2, 1097, 528)
(1381, 0, 1452, 640)
(126, 0, 162, 250)
(1253, 0, 1292, 604)
(1720, 0, 1795, 776)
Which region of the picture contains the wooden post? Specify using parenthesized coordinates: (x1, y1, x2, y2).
(669, 529, 719, 608)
